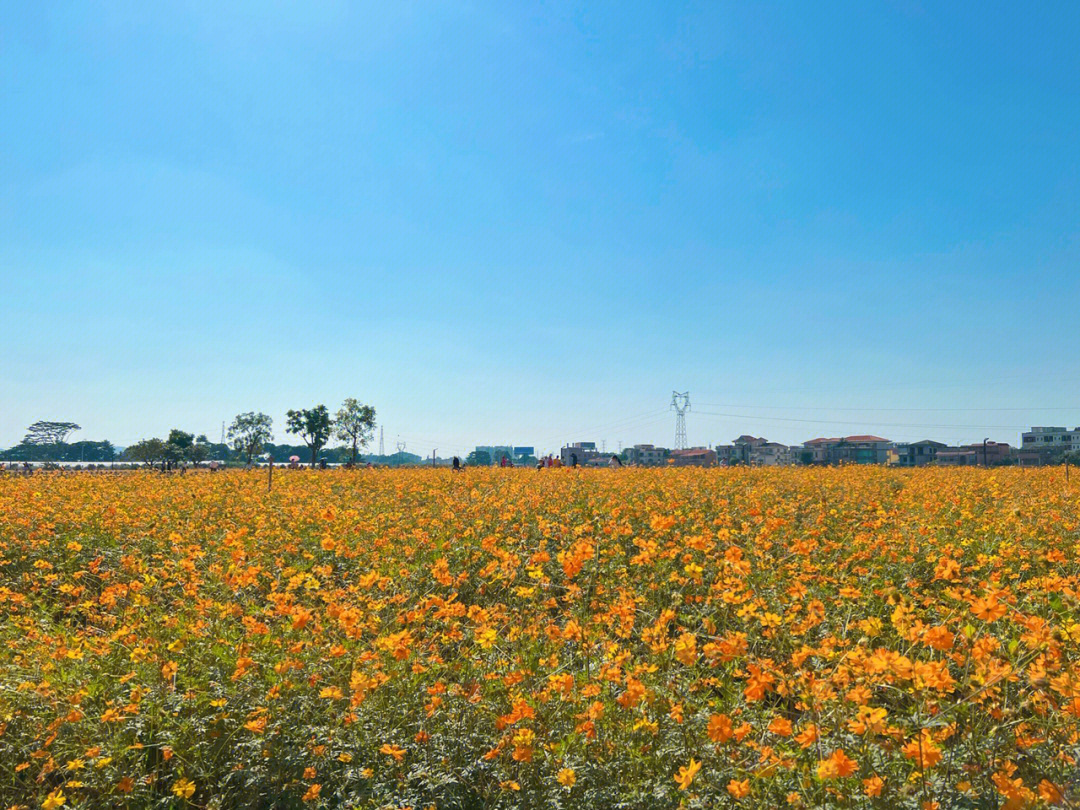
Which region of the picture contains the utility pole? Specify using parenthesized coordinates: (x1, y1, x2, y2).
(378, 426, 385, 457)
(983, 437, 989, 468)
(671, 391, 690, 450)
(432, 449, 437, 467)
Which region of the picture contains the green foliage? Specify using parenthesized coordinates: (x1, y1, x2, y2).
(227, 412, 274, 464)
(466, 450, 492, 466)
(334, 399, 376, 465)
(164, 429, 195, 465)
(23, 420, 81, 446)
(124, 438, 167, 466)
(0, 440, 117, 463)
(286, 405, 332, 467)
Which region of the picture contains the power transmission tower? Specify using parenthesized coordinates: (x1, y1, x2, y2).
(220, 421, 226, 446)
(671, 391, 690, 450)
(378, 426, 385, 457)
(396, 438, 406, 454)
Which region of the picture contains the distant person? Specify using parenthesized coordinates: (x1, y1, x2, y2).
(318, 458, 328, 470)
(536, 459, 544, 470)
(571, 453, 578, 467)
(552, 457, 562, 468)
(452, 456, 461, 471)
(609, 454, 622, 468)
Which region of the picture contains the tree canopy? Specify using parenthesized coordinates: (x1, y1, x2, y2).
(124, 438, 167, 467)
(334, 399, 376, 466)
(227, 412, 273, 465)
(23, 421, 81, 446)
(286, 406, 332, 467)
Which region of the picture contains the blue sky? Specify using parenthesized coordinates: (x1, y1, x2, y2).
(2, 1, 1079, 454)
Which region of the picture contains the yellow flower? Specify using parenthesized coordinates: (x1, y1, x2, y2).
(171, 777, 196, 799)
(557, 768, 576, 787)
(673, 632, 697, 665)
(42, 790, 66, 810)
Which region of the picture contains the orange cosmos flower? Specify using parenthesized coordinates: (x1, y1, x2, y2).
(727, 779, 750, 798)
(863, 775, 884, 796)
(817, 750, 858, 780)
(674, 758, 702, 790)
(707, 713, 734, 743)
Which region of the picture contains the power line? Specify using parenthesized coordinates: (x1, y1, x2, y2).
(693, 409, 1032, 431)
(531, 407, 670, 450)
(697, 403, 1080, 413)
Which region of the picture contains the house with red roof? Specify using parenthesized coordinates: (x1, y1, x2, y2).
(798, 435, 892, 465)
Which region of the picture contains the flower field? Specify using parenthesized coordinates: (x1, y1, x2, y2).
(1, 467, 1079, 809)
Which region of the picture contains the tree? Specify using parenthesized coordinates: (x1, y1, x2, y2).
(164, 429, 194, 466)
(466, 450, 491, 467)
(22, 421, 80, 459)
(23, 420, 81, 446)
(334, 399, 376, 466)
(286, 405, 332, 467)
(125, 438, 167, 467)
(227, 412, 273, 465)
(189, 435, 211, 467)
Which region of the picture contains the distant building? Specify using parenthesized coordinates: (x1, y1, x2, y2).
(749, 441, 793, 466)
(1018, 448, 1056, 467)
(934, 447, 979, 466)
(933, 441, 1013, 467)
(670, 447, 717, 467)
(798, 437, 841, 465)
(889, 440, 947, 467)
(560, 442, 601, 467)
(799, 436, 890, 465)
(833, 436, 891, 465)
(625, 444, 668, 466)
(716, 435, 767, 465)
(975, 441, 1013, 466)
(1021, 427, 1080, 457)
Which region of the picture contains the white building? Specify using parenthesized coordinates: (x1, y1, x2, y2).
(1021, 427, 1080, 454)
(749, 441, 794, 466)
(626, 444, 667, 466)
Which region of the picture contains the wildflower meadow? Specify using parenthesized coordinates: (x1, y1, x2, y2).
(1, 467, 1078, 809)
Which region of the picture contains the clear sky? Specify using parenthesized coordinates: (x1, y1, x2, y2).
(2, 1, 1079, 455)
